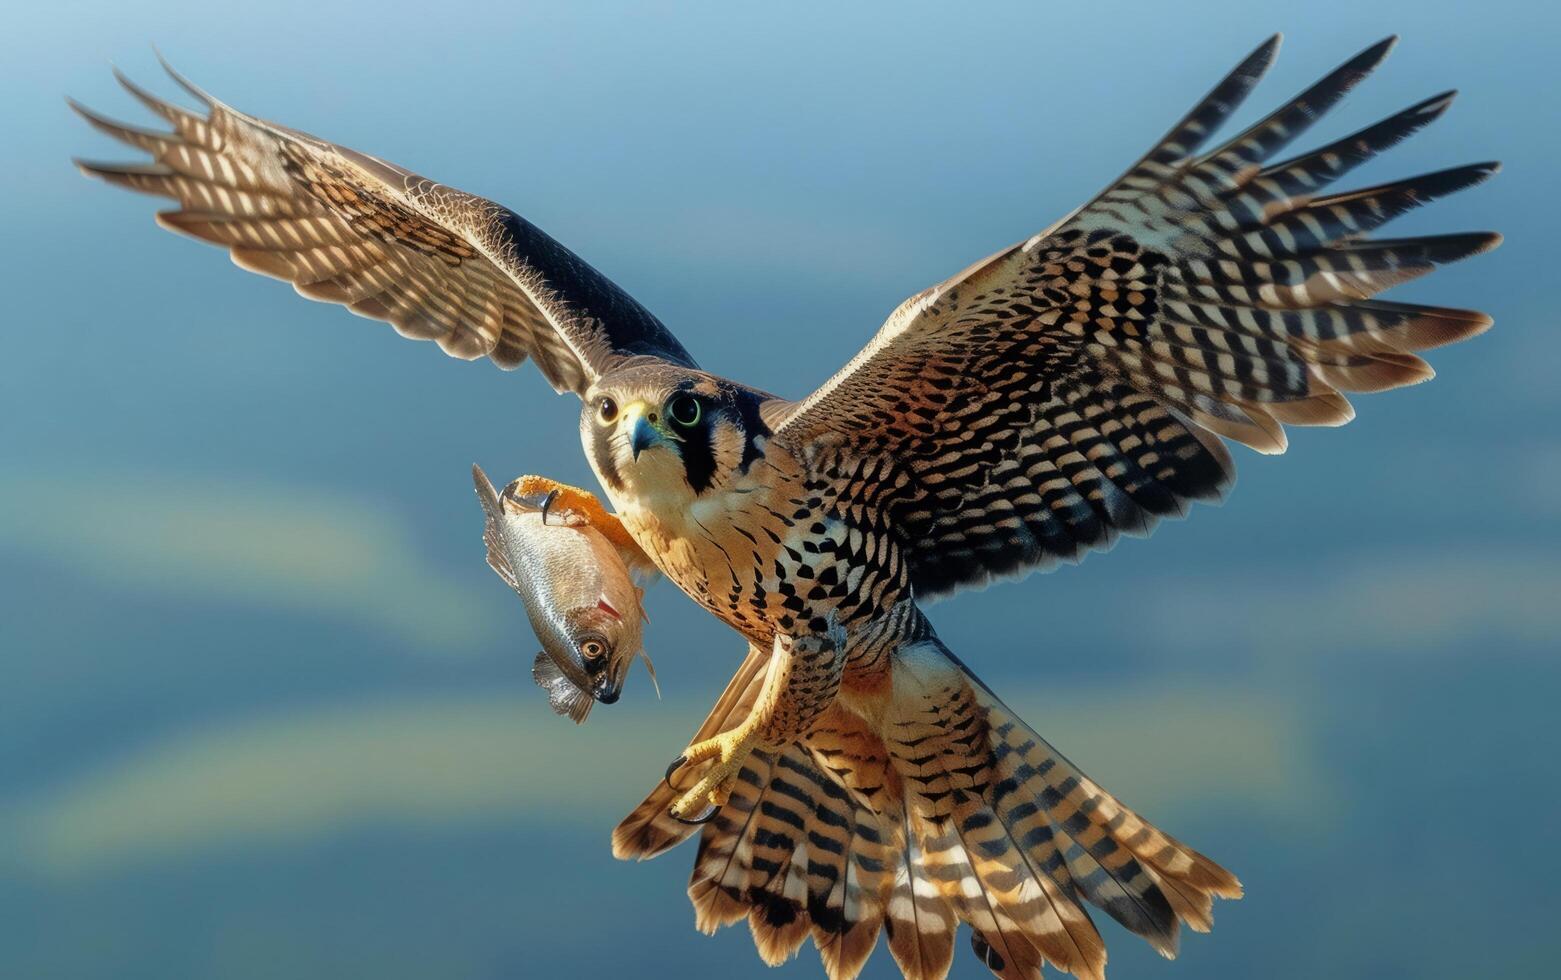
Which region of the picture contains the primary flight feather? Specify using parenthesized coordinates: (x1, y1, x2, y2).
(75, 34, 1498, 980)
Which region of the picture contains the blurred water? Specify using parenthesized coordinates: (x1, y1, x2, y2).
(4, 2, 1558, 977)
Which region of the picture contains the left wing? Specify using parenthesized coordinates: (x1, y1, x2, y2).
(72, 57, 696, 396)
(774, 36, 1499, 598)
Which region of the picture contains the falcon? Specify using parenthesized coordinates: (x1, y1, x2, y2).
(74, 35, 1498, 980)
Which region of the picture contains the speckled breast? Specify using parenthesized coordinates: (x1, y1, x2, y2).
(620, 441, 915, 659)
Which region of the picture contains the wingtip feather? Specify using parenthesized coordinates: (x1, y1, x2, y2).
(1348, 34, 1399, 76)
(1244, 34, 1282, 78)
(111, 65, 153, 102)
(73, 157, 157, 179)
(112, 65, 201, 124)
(1420, 89, 1459, 117)
(153, 45, 217, 107)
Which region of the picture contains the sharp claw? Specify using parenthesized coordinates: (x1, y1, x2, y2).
(664, 730, 751, 826)
(540, 488, 562, 526)
(669, 803, 720, 826)
(663, 755, 688, 791)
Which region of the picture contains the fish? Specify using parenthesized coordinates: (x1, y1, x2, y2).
(472, 464, 655, 723)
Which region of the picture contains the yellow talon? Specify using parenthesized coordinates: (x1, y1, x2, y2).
(668, 724, 761, 821)
(503, 474, 654, 573)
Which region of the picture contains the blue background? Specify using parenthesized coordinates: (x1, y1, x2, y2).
(4, 2, 1557, 977)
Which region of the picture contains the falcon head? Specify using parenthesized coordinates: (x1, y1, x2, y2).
(581, 363, 771, 503)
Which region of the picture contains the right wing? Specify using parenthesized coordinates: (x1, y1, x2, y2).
(771, 37, 1499, 598)
(72, 57, 697, 395)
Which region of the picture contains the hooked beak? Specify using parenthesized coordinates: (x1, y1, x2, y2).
(625, 402, 671, 460)
(630, 417, 657, 460)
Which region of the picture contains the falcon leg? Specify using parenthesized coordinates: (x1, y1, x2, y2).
(667, 618, 846, 822)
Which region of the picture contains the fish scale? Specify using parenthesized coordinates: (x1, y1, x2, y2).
(472, 465, 648, 723)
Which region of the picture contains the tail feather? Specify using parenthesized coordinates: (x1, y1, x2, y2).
(685, 748, 778, 934)
(612, 643, 769, 860)
(737, 752, 821, 964)
(979, 684, 1241, 953)
(803, 767, 888, 980)
(685, 735, 882, 971)
(614, 637, 1238, 980)
(895, 642, 1241, 978)
(884, 656, 1107, 980)
(806, 713, 900, 979)
(885, 806, 959, 980)
(917, 801, 1057, 980)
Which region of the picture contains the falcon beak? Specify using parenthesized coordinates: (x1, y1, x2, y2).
(630, 417, 658, 459)
(624, 402, 669, 460)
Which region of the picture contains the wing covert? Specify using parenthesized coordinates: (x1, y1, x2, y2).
(775, 36, 1499, 598)
(72, 57, 696, 395)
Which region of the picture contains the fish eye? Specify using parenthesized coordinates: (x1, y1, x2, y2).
(597, 397, 618, 424)
(580, 638, 608, 664)
(668, 394, 701, 428)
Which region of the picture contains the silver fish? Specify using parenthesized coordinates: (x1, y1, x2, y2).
(472, 464, 653, 722)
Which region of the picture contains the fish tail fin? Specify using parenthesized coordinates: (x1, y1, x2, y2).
(471, 464, 520, 591)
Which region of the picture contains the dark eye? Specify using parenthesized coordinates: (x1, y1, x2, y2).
(580, 638, 608, 664)
(668, 394, 702, 427)
(597, 397, 618, 424)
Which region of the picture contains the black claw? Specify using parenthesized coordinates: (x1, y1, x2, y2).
(662, 755, 718, 824)
(663, 755, 688, 791)
(669, 802, 720, 825)
(539, 488, 562, 526)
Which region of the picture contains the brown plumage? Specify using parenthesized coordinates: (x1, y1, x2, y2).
(616, 617, 1241, 980)
(77, 34, 1498, 979)
(71, 56, 694, 392)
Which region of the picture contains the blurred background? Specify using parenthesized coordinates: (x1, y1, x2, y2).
(4, 1, 1557, 977)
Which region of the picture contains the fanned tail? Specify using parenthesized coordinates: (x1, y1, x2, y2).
(613, 635, 1238, 980)
(613, 644, 899, 980)
(875, 640, 1240, 980)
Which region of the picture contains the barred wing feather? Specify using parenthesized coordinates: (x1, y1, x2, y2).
(72, 57, 696, 395)
(776, 35, 1499, 598)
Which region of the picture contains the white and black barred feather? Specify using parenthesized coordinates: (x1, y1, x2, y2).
(777, 35, 1499, 598)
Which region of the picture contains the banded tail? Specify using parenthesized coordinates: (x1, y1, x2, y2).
(614, 637, 1239, 980)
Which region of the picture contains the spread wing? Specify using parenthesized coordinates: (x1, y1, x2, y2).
(774, 36, 1499, 598)
(72, 58, 696, 396)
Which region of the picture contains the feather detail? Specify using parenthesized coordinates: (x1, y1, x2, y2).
(612, 643, 771, 861)
(773, 36, 1497, 599)
(615, 628, 1238, 980)
(72, 57, 697, 393)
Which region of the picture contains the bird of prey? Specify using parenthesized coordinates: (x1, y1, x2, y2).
(74, 35, 1498, 980)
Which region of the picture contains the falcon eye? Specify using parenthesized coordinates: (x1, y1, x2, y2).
(668, 394, 702, 428)
(580, 638, 608, 663)
(597, 397, 618, 424)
